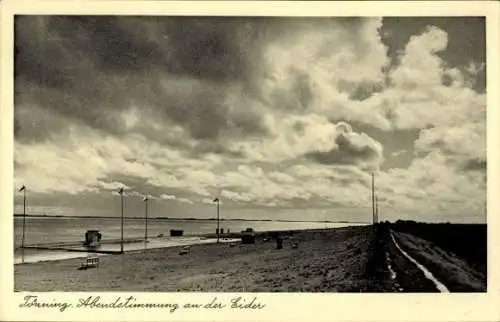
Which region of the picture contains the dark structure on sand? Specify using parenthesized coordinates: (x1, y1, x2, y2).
(170, 229, 184, 237)
(83, 230, 102, 248)
(241, 228, 255, 244)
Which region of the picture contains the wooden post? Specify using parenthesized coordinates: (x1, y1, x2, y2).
(372, 172, 375, 225)
(120, 188, 124, 253)
(144, 196, 149, 242)
(217, 199, 220, 243)
(21, 186, 26, 263)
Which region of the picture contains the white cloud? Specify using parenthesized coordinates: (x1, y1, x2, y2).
(267, 171, 296, 184)
(225, 115, 383, 168)
(466, 61, 485, 76)
(391, 26, 448, 88)
(160, 194, 176, 200)
(177, 198, 194, 204)
(391, 149, 407, 157)
(202, 198, 222, 205)
(414, 123, 486, 163)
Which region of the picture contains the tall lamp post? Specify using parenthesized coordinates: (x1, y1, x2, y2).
(118, 187, 124, 253)
(213, 197, 220, 243)
(371, 172, 375, 225)
(143, 194, 149, 243)
(19, 185, 26, 263)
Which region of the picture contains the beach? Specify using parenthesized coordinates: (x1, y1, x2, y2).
(15, 223, 487, 292)
(15, 225, 389, 292)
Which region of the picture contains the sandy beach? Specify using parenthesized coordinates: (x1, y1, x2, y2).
(15, 226, 390, 292)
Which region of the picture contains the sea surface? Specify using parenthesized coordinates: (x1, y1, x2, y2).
(13, 216, 367, 264)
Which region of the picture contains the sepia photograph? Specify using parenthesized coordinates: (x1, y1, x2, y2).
(11, 13, 489, 294)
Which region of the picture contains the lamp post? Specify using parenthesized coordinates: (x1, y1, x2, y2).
(118, 187, 124, 253)
(372, 172, 375, 225)
(213, 197, 220, 243)
(19, 185, 26, 263)
(143, 195, 149, 243)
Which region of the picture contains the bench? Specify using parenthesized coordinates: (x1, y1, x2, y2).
(81, 255, 99, 269)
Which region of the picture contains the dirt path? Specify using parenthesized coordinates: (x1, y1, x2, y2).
(381, 231, 439, 292)
(389, 231, 449, 292)
(388, 230, 485, 292)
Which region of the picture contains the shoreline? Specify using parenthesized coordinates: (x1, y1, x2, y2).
(15, 226, 384, 291)
(14, 227, 358, 266)
(14, 224, 487, 292)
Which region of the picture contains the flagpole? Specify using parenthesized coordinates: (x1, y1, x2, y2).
(216, 199, 220, 243)
(144, 196, 148, 243)
(372, 172, 375, 225)
(21, 186, 26, 263)
(120, 190, 124, 253)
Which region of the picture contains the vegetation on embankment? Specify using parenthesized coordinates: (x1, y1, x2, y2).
(390, 230, 486, 292)
(388, 220, 486, 275)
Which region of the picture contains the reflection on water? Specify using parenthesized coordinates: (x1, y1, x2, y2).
(13, 217, 366, 264)
(14, 237, 239, 264)
(14, 217, 365, 248)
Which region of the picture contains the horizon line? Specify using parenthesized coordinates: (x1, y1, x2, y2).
(12, 213, 370, 224)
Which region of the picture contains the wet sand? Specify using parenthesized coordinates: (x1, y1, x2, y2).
(15, 226, 385, 292)
(15, 237, 240, 264)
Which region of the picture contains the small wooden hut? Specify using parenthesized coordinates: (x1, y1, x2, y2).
(170, 229, 184, 237)
(241, 228, 255, 244)
(83, 230, 102, 248)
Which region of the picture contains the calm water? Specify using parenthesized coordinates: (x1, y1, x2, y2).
(14, 217, 366, 247)
(13, 217, 366, 264)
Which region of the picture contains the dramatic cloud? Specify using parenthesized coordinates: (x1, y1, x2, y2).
(13, 16, 486, 223)
(306, 122, 383, 168)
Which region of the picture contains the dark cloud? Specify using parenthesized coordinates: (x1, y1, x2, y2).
(15, 16, 263, 85)
(342, 80, 386, 101)
(307, 132, 382, 166)
(462, 159, 486, 172)
(291, 69, 314, 109)
(14, 16, 277, 143)
(14, 16, 379, 145)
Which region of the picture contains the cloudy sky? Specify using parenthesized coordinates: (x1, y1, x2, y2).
(13, 16, 486, 223)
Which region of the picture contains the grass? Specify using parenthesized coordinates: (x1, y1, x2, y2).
(391, 230, 486, 292)
(389, 221, 486, 275)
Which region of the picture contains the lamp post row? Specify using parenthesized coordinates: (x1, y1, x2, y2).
(17, 185, 222, 261)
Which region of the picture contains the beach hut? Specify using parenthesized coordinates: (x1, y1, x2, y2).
(241, 228, 255, 244)
(170, 229, 184, 237)
(83, 230, 102, 248)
